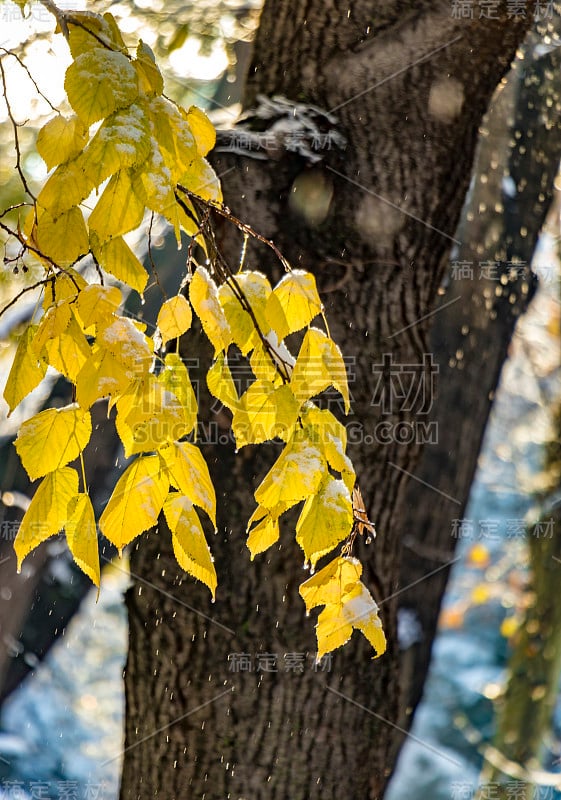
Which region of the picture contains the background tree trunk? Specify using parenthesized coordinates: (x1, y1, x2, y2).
(120, 3, 533, 798)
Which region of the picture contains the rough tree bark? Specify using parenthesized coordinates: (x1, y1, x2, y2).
(120, 3, 533, 799)
(399, 6, 561, 721)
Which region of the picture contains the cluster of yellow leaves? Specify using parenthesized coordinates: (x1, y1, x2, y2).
(195, 265, 385, 657)
(6, 278, 216, 597)
(27, 10, 221, 283)
(4, 10, 385, 660)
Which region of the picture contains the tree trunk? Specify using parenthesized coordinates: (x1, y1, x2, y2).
(120, 3, 532, 798)
(398, 8, 561, 719)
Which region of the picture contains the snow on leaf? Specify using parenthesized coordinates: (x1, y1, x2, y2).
(299, 557, 386, 659)
(254, 433, 326, 512)
(163, 494, 217, 598)
(157, 295, 192, 345)
(189, 266, 232, 354)
(97, 315, 152, 376)
(266, 270, 323, 339)
(160, 442, 216, 527)
(65, 493, 100, 587)
(36, 114, 88, 171)
(99, 455, 169, 553)
(295, 475, 353, 568)
(67, 11, 126, 58)
(81, 103, 151, 188)
(15, 405, 92, 482)
(341, 583, 386, 657)
(14, 467, 79, 570)
(65, 48, 138, 127)
(3, 326, 47, 414)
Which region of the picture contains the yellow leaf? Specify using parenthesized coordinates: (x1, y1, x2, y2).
(81, 103, 151, 189)
(115, 376, 189, 457)
(249, 340, 287, 385)
(92, 236, 148, 296)
(291, 327, 350, 412)
(37, 160, 93, 219)
(299, 556, 362, 611)
(178, 157, 222, 202)
(35, 206, 89, 267)
(65, 48, 138, 127)
(301, 406, 355, 493)
(42, 270, 86, 311)
(99, 455, 169, 553)
(149, 96, 196, 181)
(157, 353, 197, 435)
(341, 583, 386, 657)
(67, 11, 126, 58)
(157, 295, 192, 345)
(254, 433, 326, 511)
(266, 270, 323, 339)
(299, 557, 385, 659)
(135, 41, 164, 96)
(189, 266, 232, 354)
(75, 345, 132, 408)
(88, 170, 145, 244)
(15, 404, 92, 482)
(36, 114, 89, 171)
(296, 476, 353, 567)
(14, 467, 79, 570)
(218, 271, 272, 355)
(163, 494, 217, 598)
(4, 326, 47, 414)
(247, 512, 280, 559)
(315, 604, 353, 659)
(186, 106, 216, 157)
(65, 493, 100, 586)
(97, 316, 153, 376)
(207, 353, 240, 413)
(232, 382, 299, 447)
(33, 301, 72, 354)
(160, 442, 216, 527)
(73, 284, 122, 332)
(44, 317, 91, 381)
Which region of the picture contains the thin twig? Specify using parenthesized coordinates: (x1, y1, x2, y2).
(0, 48, 58, 113)
(176, 184, 293, 274)
(0, 59, 36, 201)
(148, 213, 167, 300)
(38, 0, 69, 38)
(0, 278, 52, 319)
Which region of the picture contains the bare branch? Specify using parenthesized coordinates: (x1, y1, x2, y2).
(0, 59, 36, 201)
